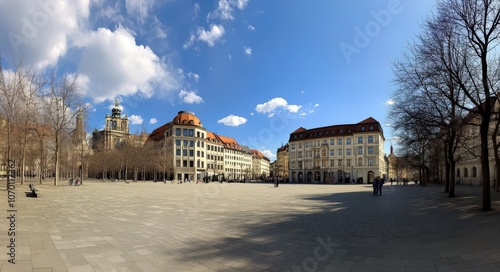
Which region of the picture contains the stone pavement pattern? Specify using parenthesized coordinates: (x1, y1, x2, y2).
(0, 180, 499, 272)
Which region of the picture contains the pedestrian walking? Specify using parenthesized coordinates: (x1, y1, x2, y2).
(378, 177, 384, 195)
(373, 177, 379, 195)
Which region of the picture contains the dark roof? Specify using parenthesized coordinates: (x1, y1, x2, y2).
(289, 117, 384, 142)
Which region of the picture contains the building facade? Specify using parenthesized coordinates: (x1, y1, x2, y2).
(288, 117, 386, 184)
(145, 110, 268, 182)
(276, 143, 289, 180)
(91, 99, 130, 150)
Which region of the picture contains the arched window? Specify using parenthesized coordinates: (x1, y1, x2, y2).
(457, 168, 461, 177)
(472, 167, 477, 177)
(464, 168, 469, 177)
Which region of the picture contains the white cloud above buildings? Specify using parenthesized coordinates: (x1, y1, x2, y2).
(255, 97, 302, 117)
(0, 0, 90, 69)
(75, 26, 178, 103)
(129, 114, 144, 125)
(149, 118, 158, 124)
(218, 114, 247, 126)
(179, 90, 204, 104)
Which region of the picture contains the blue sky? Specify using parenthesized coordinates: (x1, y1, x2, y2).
(0, 0, 437, 160)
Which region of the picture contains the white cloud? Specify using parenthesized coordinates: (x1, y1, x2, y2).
(193, 3, 200, 18)
(129, 114, 144, 125)
(218, 114, 247, 126)
(255, 97, 302, 117)
(248, 25, 255, 31)
(228, 54, 232, 60)
(249, 112, 254, 116)
(183, 33, 196, 49)
(0, 0, 90, 69)
(108, 102, 124, 111)
(187, 71, 200, 82)
(179, 90, 204, 104)
(75, 26, 178, 103)
(244, 47, 252, 55)
(260, 149, 274, 160)
(125, 0, 155, 22)
(287, 104, 301, 113)
(208, 0, 249, 21)
(149, 118, 157, 124)
(197, 24, 225, 47)
(314, 103, 320, 107)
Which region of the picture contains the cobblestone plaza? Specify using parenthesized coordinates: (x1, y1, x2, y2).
(1, 181, 499, 272)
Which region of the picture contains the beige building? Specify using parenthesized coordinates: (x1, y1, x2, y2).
(250, 149, 270, 179)
(288, 117, 386, 184)
(91, 99, 130, 150)
(276, 143, 289, 180)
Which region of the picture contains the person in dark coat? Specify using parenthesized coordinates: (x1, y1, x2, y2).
(373, 177, 379, 196)
(378, 177, 385, 195)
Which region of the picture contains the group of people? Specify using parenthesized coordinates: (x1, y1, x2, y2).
(68, 178, 81, 186)
(372, 176, 385, 196)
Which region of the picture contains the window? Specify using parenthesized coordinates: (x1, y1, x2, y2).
(176, 160, 180, 167)
(346, 138, 351, 145)
(176, 128, 181, 136)
(358, 136, 363, 143)
(357, 158, 363, 166)
(183, 129, 188, 136)
(190, 141, 194, 147)
(358, 146, 363, 155)
(346, 149, 351, 156)
(291, 144, 295, 150)
(464, 168, 469, 177)
(189, 129, 194, 137)
(176, 139, 181, 146)
(472, 167, 477, 177)
(189, 161, 194, 167)
(368, 147, 373, 154)
(183, 160, 187, 167)
(369, 126, 374, 131)
(183, 149, 187, 156)
(368, 136, 373, 143)
(346, 159, 351, 166)
(330, 150, 335, 157)
(338, 159, 343, 166)
(176, 149, 181, 156)
(338, 149, 343, 155)
(330, 160, 335, 166)
(368, 158, 374, 166)
(189, 150, 194, 156)
(323, 140, 328, 145)
(330, 139, 334, 145)
(361, 126, 365, 131)
(338, 139, 342, 145)
(298, 151, 303, 158)
(183, 140, 188, 146)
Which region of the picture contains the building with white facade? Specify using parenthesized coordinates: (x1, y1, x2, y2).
(288, 117, 386, 184)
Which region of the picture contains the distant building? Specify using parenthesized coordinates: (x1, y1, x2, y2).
(250, 149, 270, 179)
(276, 143, 289, 180)
(91, 99, 130, 150)
(288, 117, 386, 184)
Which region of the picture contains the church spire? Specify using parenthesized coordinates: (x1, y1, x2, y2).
(111, 98, 122, 118)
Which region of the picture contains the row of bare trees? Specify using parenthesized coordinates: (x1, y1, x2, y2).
(390, 0, 500, 211)
(87, 139, 174, 182)
(0, 57, 83, 186)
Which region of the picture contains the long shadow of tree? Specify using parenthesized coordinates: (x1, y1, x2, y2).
(166, 184, 500, 271)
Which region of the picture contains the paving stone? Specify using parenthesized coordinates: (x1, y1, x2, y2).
(0, 181, 499, 271)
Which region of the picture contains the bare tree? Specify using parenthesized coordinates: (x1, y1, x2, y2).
(42, 72, 81, 185)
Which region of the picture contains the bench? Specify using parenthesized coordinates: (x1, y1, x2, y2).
(27, 183, 39, 198)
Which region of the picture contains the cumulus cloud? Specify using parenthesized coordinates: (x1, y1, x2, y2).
(0, 0, 90, 69)
(197, 24, 225, 47)
(207, 0, 249, 21)
(179, 90, 203, 104)
(75, 26, 178, 103)
(217, 114, 247, 126)
(314, 103, 320, 107)
(129, 114, 144, 125)
(248, 25, 255, 31)
(244, 47, 252, 55)
(149, 118, 157, 124)
(255, 97, 302, 116)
